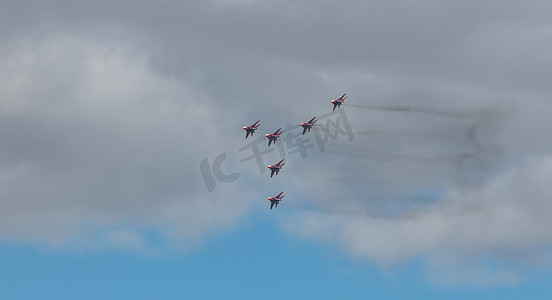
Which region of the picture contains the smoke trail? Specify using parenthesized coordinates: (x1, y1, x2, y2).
(466, 117, 505, 155)
(323, 147, 464, 166)
(281, 201, 378, 217)
(345, 103, 479, 119)
(281, 200, 436, 220)
(279, 169, 340, 182)
(280, 169, 382, 186)
(280, 167, 384, 183)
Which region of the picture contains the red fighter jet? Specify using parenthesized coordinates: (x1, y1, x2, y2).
(300, 117, 317, 135)
(267, 191, 284, 210)
(267, 159, 285, 178)
(243, 120, 260, 139)
(265, 128, 282, 146)
(330, 93, 347, 111)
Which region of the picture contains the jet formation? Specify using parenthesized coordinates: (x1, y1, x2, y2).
(241, 93, 346, 210)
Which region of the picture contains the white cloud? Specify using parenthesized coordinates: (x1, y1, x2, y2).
(285, 156, 552, 284)
(426, 255, 521, 287)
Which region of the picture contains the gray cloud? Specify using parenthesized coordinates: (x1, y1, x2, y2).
(0, 33, 253, 248)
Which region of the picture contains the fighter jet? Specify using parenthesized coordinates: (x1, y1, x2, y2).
(267, 159, 285, 178)
(267, 191, 284, 210)
(300, 117, 317, 135)
(330, 93, 347, 111)
(265, 128, 282, 146)
(243, 120, 260, 139)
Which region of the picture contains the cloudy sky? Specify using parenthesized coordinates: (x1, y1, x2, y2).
(1, 0, 552, 298)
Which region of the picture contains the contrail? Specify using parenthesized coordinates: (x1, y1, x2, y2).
(279, 169, 382, 186)
(281, 201, 377, 217)
(345, 103, 479, 119)
(323, 147, 465, 165)
(281, 200, 434, 220)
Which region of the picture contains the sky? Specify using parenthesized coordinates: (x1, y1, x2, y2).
(1, 0, 552, 298)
